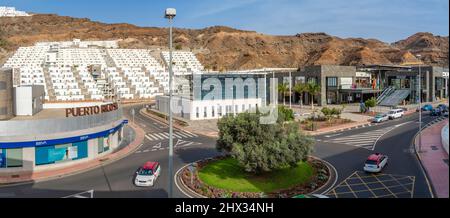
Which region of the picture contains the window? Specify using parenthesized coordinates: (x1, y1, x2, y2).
(0, 149, 21, 168)
(0, 149, 5, 168)
(327, 77, 337, 87)
(218, 106, 222, 116)
(235, 105, 238, 113)
(212, 106, 215, 117)
(73, 141, 88, 160)
(242, 104, 245, 111)
(307, 77, 317, 84)
(196, 107, 199, 118)
(97, 137, 104, 154)
(204, 107, 207, 118)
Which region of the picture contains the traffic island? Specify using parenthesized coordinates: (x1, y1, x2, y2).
(176, 155, 337, 198)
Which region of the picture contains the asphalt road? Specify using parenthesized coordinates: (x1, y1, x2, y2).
(0, 105, 440, 198)
(0, 104, 219, 198)
(314, 112, 439, 198)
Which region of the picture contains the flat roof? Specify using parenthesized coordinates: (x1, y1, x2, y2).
(10, 109, 67, 120)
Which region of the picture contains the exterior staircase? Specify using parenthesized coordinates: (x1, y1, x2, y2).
(379, 89, 411, 107)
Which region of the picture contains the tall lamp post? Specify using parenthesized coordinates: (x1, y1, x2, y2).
(289, 71, 292, 109)
(165, 8, 176, 198)
(417, 54, 422, 153)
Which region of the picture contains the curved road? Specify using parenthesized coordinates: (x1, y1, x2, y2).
(0, 104, 439, 198)
(0, 104, 218, 198)
(315, 112, 438, 198)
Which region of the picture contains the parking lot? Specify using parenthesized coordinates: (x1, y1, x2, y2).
(326, 171, 415, 198)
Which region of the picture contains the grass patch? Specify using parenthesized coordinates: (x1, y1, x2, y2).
(198, 157, 314, 193)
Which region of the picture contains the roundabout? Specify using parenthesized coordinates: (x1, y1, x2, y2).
(176, 156, 338, 198)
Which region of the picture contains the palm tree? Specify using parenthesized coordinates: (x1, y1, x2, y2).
(293, 83, 307, 108)
(278, 83, 289, 105)
(307, 82, 321, 111)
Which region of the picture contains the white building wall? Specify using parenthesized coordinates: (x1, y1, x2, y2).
(14, 86, 33, 116)
(190, 98, 262, 120)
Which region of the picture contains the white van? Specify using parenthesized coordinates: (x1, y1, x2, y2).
(387, 109, 404, 119)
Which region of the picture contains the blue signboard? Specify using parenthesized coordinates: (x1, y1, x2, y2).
(0, 122, 124, 149)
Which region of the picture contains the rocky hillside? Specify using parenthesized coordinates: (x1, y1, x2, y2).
(0, 14, 448, 70)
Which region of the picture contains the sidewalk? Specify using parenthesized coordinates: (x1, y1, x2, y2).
(140, 109, 219, 138)
(414, 118, 449, 198)
(307, 108, 417, 136)
(0, 122, 145, 185)
(141, 107, 418, 138)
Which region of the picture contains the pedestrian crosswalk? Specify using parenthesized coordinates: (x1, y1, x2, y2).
(323, 126, 398, 150)
(145, 131, 198, 141)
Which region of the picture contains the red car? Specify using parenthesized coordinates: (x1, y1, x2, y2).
(363, 153, 388, 173)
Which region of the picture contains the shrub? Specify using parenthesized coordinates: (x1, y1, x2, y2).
(278, 105, 295, 122)
(217, 110, 314, 174)
(365, 97, 377, 111)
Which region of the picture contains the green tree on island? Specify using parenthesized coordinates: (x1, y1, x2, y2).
(216, 106, 314, 174)
(293, 83, 307, 108)
(306, 82, 321, 111)
(277, 83, 289, 105)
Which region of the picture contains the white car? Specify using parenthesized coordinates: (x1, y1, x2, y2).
(363, 153, 388, 173)
(387, 109, 404, 120)
(134, 161, 161, 187)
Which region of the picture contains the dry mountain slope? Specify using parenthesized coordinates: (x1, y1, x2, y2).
(0, 14, 448, 70)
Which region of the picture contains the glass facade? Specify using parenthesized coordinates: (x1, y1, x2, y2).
(98, 137, 104, 154)
(0, 148, 23, 168)
(197, 74, 266, 101)
(36, 139, 88, 165)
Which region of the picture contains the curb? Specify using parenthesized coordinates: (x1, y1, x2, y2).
(0, 122, 145, 186)
(308, 156, 339, 195)
(175, 163, 207, 198)
(139, 108, 218, 139)
(175, 156, 338, 198)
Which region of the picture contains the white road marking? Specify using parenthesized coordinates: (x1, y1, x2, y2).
(182, 130, 198, 137)
(325, 126, 398, 150)
(325, 133, 342, 138)
(62, 190, 94, 198)
(153, 142, 162, 149)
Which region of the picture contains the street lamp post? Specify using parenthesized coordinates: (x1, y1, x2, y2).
(417, 54, 422, 153)
(165, 8, 176, 198)
(289, 71, 292, 109)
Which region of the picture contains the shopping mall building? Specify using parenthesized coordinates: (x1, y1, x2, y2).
(0, 68, 127, 173)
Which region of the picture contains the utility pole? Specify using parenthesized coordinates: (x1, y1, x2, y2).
(165, 8, 176, 198)
(417, 54, 422, 153)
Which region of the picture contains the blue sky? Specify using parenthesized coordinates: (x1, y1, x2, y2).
(3, 0, 449, 42)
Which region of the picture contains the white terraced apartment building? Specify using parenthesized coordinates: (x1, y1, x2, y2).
(2, 39, 205, 102)
(161, 51, 204, 75)
(0, 6, 30, 17)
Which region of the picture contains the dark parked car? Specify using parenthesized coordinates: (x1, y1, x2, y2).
(430, 108, 442, 116)
(437, 104, 448, 112)
(421, 104, 433, 111)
